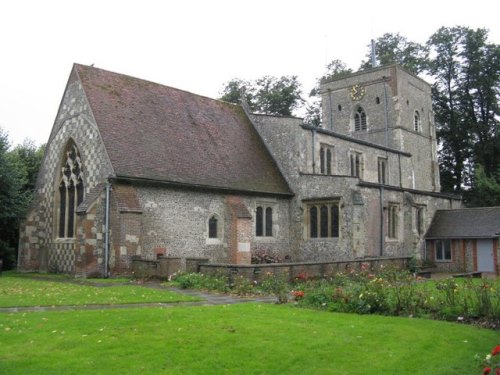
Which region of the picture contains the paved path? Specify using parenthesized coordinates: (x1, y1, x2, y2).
(0, 283, 277, 313)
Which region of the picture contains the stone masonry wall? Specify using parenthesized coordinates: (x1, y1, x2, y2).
(136, 185, 291, 264)
(18, 68, 114, 274)
(250, 111, 460, 263)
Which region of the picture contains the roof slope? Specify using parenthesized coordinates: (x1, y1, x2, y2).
(425, 207, 500, 239)
(74, 64, 291, 195)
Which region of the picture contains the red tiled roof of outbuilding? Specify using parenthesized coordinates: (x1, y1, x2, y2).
(74, 64, 291, 196)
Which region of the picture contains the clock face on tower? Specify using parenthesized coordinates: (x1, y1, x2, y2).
(350, 84, 365, 101)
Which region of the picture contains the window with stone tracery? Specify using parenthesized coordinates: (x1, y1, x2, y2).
(58, 141, 84, 238)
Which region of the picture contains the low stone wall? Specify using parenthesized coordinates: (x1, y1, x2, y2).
(199, 257, 411, 282)
(132, 257, 208, 279)
(131, 256, 410, 281)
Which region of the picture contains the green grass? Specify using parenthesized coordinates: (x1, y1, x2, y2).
(0, 303, 496, 374)
(0, 274, 200, 307)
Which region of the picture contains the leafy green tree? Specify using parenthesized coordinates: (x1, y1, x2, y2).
(427, 26, 500, 193)
(11, 139, 46, 195)
(360, 33, 429, 73)
(219, 76, 304, 116)
(0, 129, 28, 269)
(253, 76, 303, 116)
(463, 165, 500, 207)
(218, 78, 254, 107)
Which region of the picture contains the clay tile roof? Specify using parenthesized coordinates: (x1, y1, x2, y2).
(76, 183, 105, 213)
(425, 207, 500, 239)
(74, 64, 291, 196)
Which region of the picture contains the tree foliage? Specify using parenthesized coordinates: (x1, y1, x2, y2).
(219, 76, 304, 116)
(0, 130, 45, 270)
(360, 33, 429, 74)
(463, 165, 500, 207)
(427, 26, 500, 195)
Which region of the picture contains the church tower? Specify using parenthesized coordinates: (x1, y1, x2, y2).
(319, 64, 440, 192)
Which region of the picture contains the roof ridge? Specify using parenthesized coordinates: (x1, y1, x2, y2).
(73, 63, 230, 108)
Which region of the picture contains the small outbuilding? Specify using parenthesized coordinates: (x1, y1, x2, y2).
(425, 207, 500, 275)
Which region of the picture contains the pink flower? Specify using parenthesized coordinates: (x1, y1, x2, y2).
(495, 368, 500, 375)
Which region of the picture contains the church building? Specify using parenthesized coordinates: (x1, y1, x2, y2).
(18, 63, 463, 277)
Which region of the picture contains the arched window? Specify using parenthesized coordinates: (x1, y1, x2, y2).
(208, 215, 218, 238)
(354, 107, 367, 131)
(414, 111, 421, 132)
(58, 141, 84, 238)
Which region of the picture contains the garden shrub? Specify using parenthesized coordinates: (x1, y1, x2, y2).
(260, 272, 289, 303)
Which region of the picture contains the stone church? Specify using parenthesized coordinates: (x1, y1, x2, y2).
(18, 63, 462, 277)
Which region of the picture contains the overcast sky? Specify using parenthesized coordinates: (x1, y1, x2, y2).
(1, 0, 498, 147)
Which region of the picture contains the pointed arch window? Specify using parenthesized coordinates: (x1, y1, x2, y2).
(58, 142, 84, 238)
(354, 107, 367, 131)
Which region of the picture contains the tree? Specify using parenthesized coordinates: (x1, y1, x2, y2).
(304, 59, 352, 127)
(463, 165, 500, 207)
(0, 129, 28, 269)
(218, 78, 254, 107)
(219, 76, 304, 116)
(360, 33, 429, 74)
(427, 26, 500, 193)
(11, 139, 46, 195)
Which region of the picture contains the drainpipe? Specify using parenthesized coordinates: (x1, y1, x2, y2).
(382, 79, 389, 148)
(380, 79, 390, 256)
(328, 89, 333, 130)
(379, 186, 384, 256)
(312, 129, 316, 174)
(104, 180, 111, 278)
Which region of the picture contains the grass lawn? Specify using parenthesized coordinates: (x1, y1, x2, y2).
(0, 273, 200, 307)
(0, 303, 497, 374)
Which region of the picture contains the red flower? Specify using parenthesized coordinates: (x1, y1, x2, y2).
(292, 290, 305, 300)
(492, 345, 500, 356)
(495, 368, 500, 375)
(483, 367, 492, 375)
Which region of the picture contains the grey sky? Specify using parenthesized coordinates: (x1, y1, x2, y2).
(1, 0, 498, 146)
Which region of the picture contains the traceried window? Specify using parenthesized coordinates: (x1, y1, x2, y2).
(58, 141, 84, 238)
(387, 203, 399, 239)
(435, 239, 452, 261)
(354, 106, 367, 131)
(378, 157, 387, 184)
(320, 145, 333, 175)
(414, 110, 421, 132)
(307, 201, 340, 239)
(350, 151, 363, 179)
(256, 205, 273, 237)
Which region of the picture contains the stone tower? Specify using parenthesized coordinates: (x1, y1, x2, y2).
(320, 64, 440, 192)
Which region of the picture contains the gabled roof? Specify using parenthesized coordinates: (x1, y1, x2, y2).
(425, 207, 500, 239)
(74, 64, 291, 196)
